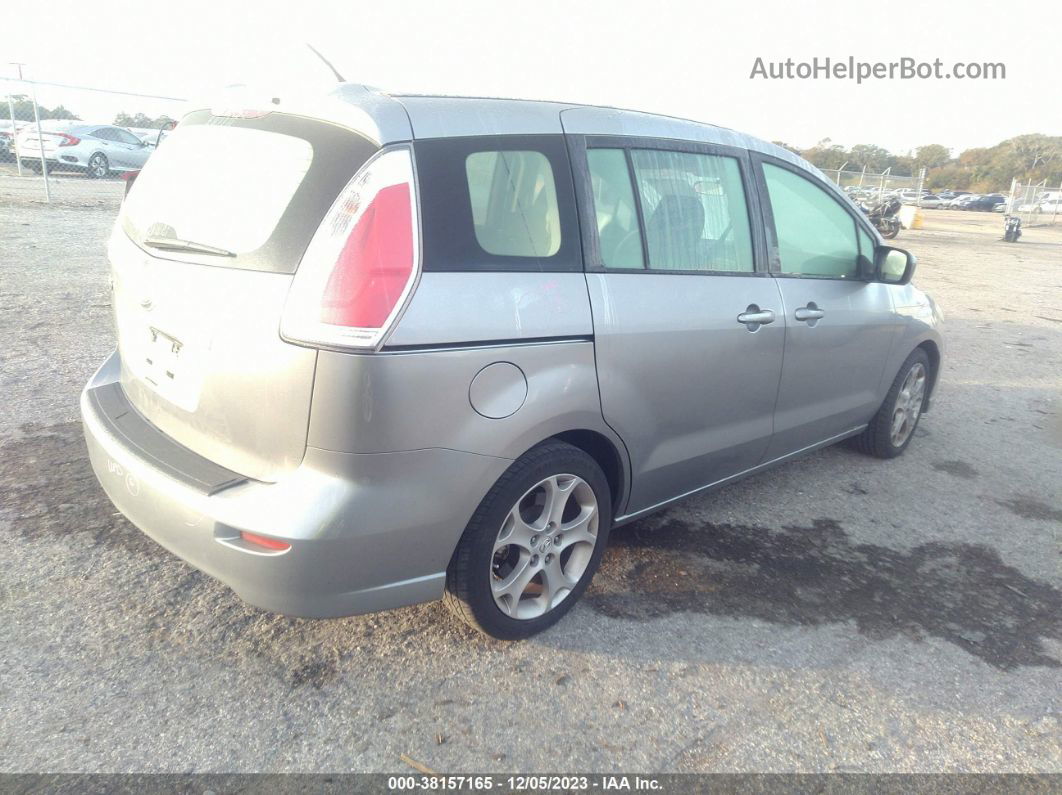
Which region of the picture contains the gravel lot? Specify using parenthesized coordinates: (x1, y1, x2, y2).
(1, 202, 1060, 774)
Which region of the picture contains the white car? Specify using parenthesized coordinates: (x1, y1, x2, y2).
(16, 121, 153, 178)
(0, 119, 29, 159)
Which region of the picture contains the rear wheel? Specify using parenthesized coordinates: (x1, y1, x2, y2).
(444, 441, 612, 639)
(851, 349, 930, 459)
(87, 153, 109, 179)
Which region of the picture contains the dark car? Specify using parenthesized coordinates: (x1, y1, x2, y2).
(963, 194, 1006, 212)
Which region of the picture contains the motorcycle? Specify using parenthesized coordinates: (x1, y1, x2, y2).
(860, 196, 902, 239)
(1003, 214, 1022, 243)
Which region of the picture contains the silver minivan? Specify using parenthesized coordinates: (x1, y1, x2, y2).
(82, 85, 943, 639)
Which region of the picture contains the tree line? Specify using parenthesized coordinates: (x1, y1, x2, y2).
(1, 97, 176, 130)
(775, 134, 1062, 192)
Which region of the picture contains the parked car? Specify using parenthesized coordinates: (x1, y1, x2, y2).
(915, 194, 943, 209)
(16, 122, 154, 177)
(962, 194, 1006, 212)
(0, 119, 28, 160)
(946, 194, 980, 209)
(81, 87, 944, 640)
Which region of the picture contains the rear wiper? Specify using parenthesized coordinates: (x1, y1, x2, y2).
(143, 235, 235, 257)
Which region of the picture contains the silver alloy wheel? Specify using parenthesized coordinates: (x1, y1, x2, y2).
(89, 154, 107, 178)
(890, 362, 926, 447)
(490, 474, 599, 620)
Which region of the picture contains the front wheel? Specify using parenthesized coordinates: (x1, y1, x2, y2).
(851, 349, 931, 459)
(444, 441, 612, 639)
(879, 220, 900, 239)
(86, 153, 109, 179)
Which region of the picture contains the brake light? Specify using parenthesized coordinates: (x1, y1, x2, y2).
(281, 147, 419, 350)
(58, 133, 80, 147)
(211, 108, 271, 119)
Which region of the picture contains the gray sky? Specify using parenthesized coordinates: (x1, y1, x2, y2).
(4, 0, 1059, 154)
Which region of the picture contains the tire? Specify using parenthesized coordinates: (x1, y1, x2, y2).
(21, 159, 42, 174)
(87, 153, 109, 179)
(880, 221, 900, 239)
(444, 440, 613, 640)
(851, 349, 931, 459)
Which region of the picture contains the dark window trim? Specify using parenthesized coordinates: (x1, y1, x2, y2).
(567, 134, 770, 277)
(414, 134, 583, 273)
(750, 151, 879, 281)
(622, 147, 650, 269)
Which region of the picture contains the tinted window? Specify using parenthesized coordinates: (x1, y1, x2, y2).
(586, 148, 644, 269)
(763, 163, 859, 278)
(120, 110, 378, 273)
(630, 149, 753, 272)
(414, 135, 582, 272)
(92, 128, 116, 141)
(465, 150, 560, 257)
(124, 125, 313, 254)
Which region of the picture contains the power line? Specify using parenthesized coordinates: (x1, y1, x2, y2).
(0, 76, 186, 103)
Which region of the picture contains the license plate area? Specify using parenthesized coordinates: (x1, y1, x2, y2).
(143, 327, 181, 388)
(133, 326, 201, 412)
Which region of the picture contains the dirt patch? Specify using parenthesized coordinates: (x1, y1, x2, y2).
(995, 496, 1062, 523)
(932, 460, 979, 479)
(588, 517, 1061, 671)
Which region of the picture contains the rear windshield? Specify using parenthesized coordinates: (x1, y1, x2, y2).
(120, 111, 378, 273)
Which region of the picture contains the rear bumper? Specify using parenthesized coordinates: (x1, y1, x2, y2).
(81, 351, 511, 618)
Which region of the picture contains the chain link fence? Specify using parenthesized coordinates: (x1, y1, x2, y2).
(1007, 178, 1061, 227)
(1, 76, 186, 205)
(819, 166, 927, 208)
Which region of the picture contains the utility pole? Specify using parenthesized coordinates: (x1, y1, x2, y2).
(12, 62, 51, 201)
(7, 62, 25, 176)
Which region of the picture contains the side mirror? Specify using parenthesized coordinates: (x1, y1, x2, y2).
(876, 246, 916, 285)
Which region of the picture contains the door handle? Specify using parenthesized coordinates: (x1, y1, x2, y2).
(795, 303, 825, 324)
(737, 305, 776, 331)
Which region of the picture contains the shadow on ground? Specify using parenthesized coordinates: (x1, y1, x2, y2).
(5, 421, 1060, 682)
(588, 516, 1061, 670)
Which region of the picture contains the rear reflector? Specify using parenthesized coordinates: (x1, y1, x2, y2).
(281, 146, 419, 350)
(240, 531, 292, 552)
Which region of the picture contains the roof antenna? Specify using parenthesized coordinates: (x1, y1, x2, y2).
(306, 43, 345, 82)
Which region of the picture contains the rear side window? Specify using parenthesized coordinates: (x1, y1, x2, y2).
(113, 128, 143, 145)
(586, 149, 644, 269)
(630, 149, 754, 272)
(414, 135, 582, 272)
(465, 151, 561, 257)
(120, 111, 379, 273)
(763, 163, 859, 278)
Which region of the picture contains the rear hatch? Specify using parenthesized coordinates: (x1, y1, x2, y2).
(111, 110, 378, 481)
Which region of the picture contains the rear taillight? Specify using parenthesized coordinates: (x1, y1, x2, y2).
(58, 133, 80, 147)
(281, 146, 419, 350)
